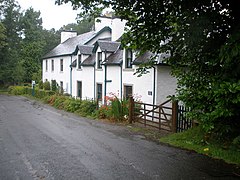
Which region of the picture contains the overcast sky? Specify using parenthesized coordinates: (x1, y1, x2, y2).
(17, 0, 79, 30)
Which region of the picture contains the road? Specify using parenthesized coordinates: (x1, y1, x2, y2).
(0, 94, 239, 180)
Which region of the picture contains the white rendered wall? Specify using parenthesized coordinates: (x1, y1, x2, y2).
(105, 66, 121, 98)
(155, 66, 177, 104)
(72, 66, 95, 100)
(95, 17, 126, 42)
(42, 56, 72, 94)
(86, 30, 111, 45)
(111, 18, 126, 41)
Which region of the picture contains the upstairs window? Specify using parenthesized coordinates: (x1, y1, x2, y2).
(46, 60, 48, 71)
(60, 59, 63, 72)
(97, 52, 102, 69)
(51, 59, 54, 71)
(78, 54, 81, 69)
(125, 49, 133, 68)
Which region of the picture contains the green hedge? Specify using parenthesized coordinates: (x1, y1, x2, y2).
(8, 86, 55, 98)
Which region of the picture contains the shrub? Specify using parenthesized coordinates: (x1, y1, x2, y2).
(39, 80, 43, 89)
(76, 100, 97, 117)
(51, 80, 57, 92)
(8, 86, 26, 95)
(43, 81, 50, 90)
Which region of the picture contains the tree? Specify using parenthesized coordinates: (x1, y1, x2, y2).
(57, 0, 240, 140)
(0, 0, 22, 84)
(59, 18, 94, 35)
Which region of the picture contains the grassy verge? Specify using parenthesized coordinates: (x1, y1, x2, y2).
(0, 88, 8, 94)
(160, 127, 240, 165)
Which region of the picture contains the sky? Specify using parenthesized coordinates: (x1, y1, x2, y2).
(17, 0, 79, 30)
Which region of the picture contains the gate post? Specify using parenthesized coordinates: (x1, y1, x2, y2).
(129, 96, 134, 124)
(172, 99, 178, 133)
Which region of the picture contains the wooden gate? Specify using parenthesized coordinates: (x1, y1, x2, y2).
(129, 97, 178, 132)
(128, 97, 192, 133)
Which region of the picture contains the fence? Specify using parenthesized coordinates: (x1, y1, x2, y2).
(129, 97, 193, 133)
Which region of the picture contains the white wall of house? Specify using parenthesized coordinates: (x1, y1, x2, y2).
(105, 66, 121, 98)
(95, 17, 126, 42)
(86, 30, 112, 45)
(155, 66, 177, 105)
(42, 56, 72, 94)
(72, 66, 95, 100)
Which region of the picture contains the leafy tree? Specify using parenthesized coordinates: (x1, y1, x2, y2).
(57, 0, 240, 140)
(0, 0, 22, 84)
(59, 18, 94, 34)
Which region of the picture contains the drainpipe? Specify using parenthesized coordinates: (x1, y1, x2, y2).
(104, 50, 107, 105)
(93, 64, 96, 101)
(119, 63, 123, 100)
(70, 55, 73, 96)
(153, 66, 156, 105)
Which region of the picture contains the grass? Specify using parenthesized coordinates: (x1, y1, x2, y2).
(160, 127, 240, 165)
(0, 88, 8, 94)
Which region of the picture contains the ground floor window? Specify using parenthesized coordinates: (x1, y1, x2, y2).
(124, 85, 133, 99)
(77, 81, 82, 99)
(60, 81, 63, 94)
(96, 83, 102, 101)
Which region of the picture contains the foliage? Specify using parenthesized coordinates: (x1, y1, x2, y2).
(8, 85, 55, 98)
(8, 86, 26, 95)
(43, 80, 50, 90)
(38, 80, 43, 89)
(59, 18, 94, 35)
(97, 93, 129, 122)
(51, 80, 57, 92)
(0, 0, 60, 85)
(76, 100, 97, 117)
(57, 0, 240, 140)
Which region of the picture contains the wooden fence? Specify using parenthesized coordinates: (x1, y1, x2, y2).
(129, 97, 192, 133)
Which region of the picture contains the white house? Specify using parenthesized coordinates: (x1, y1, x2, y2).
(42, 16, 177, 106)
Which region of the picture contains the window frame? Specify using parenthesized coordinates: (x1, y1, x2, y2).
(46, 60, 48, 71)
(125, 49, 133, 68)
(78, 54, 81, 69)
(77, 81, 82, 99)
(124, 85, 133, 99)
(97, 52, 102, 69)
(51, 59, 54, 72)
(96, 83, 103, 101)
(60, 59, 63, 72)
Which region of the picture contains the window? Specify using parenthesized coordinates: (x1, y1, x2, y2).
(60, 59, 63, 72)
(77, 81, 82, 99)
(60, 81, 63, 93)
(78, 54, 81, 69)
(124, 85, 133, 99)
(125, 49, 133, 68)
(96, 83, 102, 101)
(46, 60, 48, 71)
(51, 59, 54, 71)
(97, 52, 102, 69)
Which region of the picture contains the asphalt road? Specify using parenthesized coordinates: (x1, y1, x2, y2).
(0, 94, 239, 180)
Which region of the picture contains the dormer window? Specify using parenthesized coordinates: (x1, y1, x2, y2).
(78, 54, 81, 69)
(97, 52, 102, 69)
(125, 49, 133, 68)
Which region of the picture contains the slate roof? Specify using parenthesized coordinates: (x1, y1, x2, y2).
(42, 26, 112, 59)
(77, 45, 94, 55)
(132, 51, 155, 65)
(42, 31, 95, 59)
(104, 49, 123, 65)
(93, 40, 120, 53)
(132, 51, 169, 65)
(81, 54, 96, 66)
